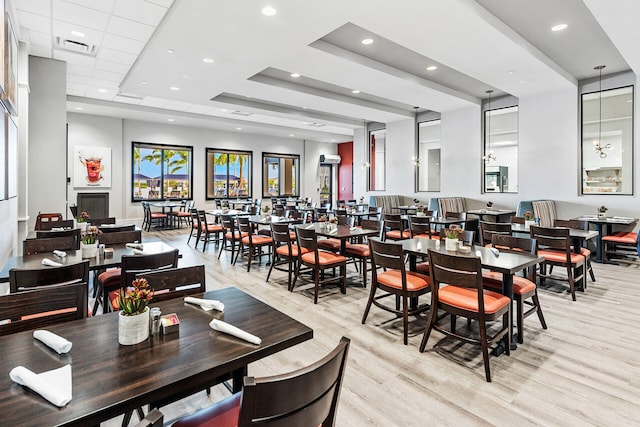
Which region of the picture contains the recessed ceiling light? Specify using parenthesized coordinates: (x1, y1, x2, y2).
(551, 23, 568, 32)
(167, 49, 175, 53)
(507, 70, 515, 75)
(262, 6, 276, 16)
(75, 107, 83, 110)
(169, 86, 180, 91)
(167, 118, 174, 122)
(331, 139, 336, 142)
(290, 73, 300, 78)
(361, 38, 374, 45)
(202, 57, 214, 64)
(70, 30, 85, 38)
(141, 81, 147, 85)
(236, 127, 242, 130)
(182, 74, 194, 79)
(426, 65, 437, 71)
(97, 88, 107, 93)
(352, 90, 361, 94)
(289, 134, 295, 137)
(221, 109, 229, 112)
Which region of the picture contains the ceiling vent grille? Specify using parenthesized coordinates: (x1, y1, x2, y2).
(55, 37, 98, 56)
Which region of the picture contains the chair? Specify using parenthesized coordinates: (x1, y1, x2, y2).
(98, 224, 136, 233)
(168, 200, 194, 228)
(382, 214, 410, 241)
(23, 235, 80, 255)
(273, 204, 285, 217)
(479, 221, 512, 246)
(510, 216, 525, 225)
(197, 210, 224, 252)
(172, 336, 350, 427)
(313, 207, 328, 222)
(94, 249, 179, 313)
(419, 250, 511, 382)
(554, 219, 596, 282)
(266, 223, 309, 290)
(294, 226, 347, 304)
(38, 219, 74, 230)
(529, 225, 585, 301)
(142, 201, 167, 231)
(483, 234, 547, 344)
(34, 212, 64, 230)
(362, 238, 431, 344)
(9, 260, 90, 293)
(337, 199, 346, 207)
(409, 215, 437, 239)
(36, 228, 81, 249)
(0, 283, 88, 336)
(218, 214, 247, 261)
(136, 265, 206, 303)
(88, 217, 117, 226)
(344, 219, 381, 288)
(365, 206, 382, 221)
(235, 217, 272, 272)
(602, 230, 639, 261)
(99, 230, 143, 245)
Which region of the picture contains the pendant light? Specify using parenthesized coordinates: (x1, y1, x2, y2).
(483, 90, 496, 163)
(592, 65, 612, 158)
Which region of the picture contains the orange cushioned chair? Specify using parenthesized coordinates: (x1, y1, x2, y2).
(197, 209, 224, 252)
(479, 220, 512, 247)
(235, 216, 272, 272)
(382, 213, 410, 241)
(344, 219, 381, 288)
(554, 219, 596, 283)
(601, 231, 639, 262)
(218, 214, 248, 261)
(266, 223, 309, 291)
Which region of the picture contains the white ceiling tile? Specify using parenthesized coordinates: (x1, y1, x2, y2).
(67, 74, 93, 85)
(94, 59, 130, 74)
(67, 63, 94, 76)
(52, 20, 104, 46)
(18, 10, 51, 33)
(113, 0, 167, 26)
(93, 69, 124, 83)
(107, 16, 154, 41)
(26, 30, 51, 47)
(89, 77, 121, 89)
(63, 0, 116, 14)
(67, 86, 87, 96)
(53, 0, 110, 31)
(53, 49, 97, 68)
(139, 96, 168, 107)
(143, 0, 174, 9)
(97, 47, 137, 65)
(102, 33, 145, 55)
(16, 0, 51, 17)
(29, 44, 52, 58)
(86, 86, 118, 98)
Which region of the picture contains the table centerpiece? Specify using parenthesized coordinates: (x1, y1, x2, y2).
(118, 278, 153, 345)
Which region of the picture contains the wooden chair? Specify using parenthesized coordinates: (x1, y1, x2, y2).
(344, 219, 381, 288)
(136, 265, 206, 303)
(0, 283, 88, 336)
(602, 230, 639, 261)
(313, 207, 328, 222)
(483, 234, 547, 344)
(35, 228, 81, 249)
(38, 219, 74, 230)
(141, 201, 167, 231)
(529, 225, 586, 301)
(362, 238, 431, 344)
(34, 212, 64, 230)
(169, 200, 194, 228)
(9, 260, 90, 293)
(510, 215, 525, 225)
(409, 215, 437, 239)
(23, 235, 79, 256)
(293, 226, 347, 304)
(266, 223, 309, 290)
(98, 230, 142, 245)
(88, 217, 116, 226)
(98, 224, 136, 233)
(382, 213, 410, 241)
(172, 336, 350, 427)
(187, 209, 200, 245)
(218, 214, 246, 261)
(197, 210, 224, 252)
(420, 250, 511, 382)
(479, 221, 512, 246)
(235, 217, 272, 272)
(554, 219, 596, 282)
(365, 206, 382, 221)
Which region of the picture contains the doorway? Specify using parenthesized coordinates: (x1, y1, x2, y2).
(319, 164, 332, 208)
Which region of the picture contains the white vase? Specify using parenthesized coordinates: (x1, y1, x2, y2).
(76, 221, 87, 232)
(118, 307, 150, 345)
(445, 238, 459, 251)
(597, 213, 606, 219)
(81, 242, 98, 258)
(525, 220, 535, 229)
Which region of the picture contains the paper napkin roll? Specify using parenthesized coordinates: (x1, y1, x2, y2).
(33, 330, 72, 354)
(41, 258, 63, 267)
(184, 296, 224, 312)
(53, 250, 67, 258)
(209, 319, 261, 345)
(126, 243, 143, 250)
(9, 365, 72, 407)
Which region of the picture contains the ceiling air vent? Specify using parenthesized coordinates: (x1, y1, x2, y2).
(306, 122, 325, 128)
(55, 37, 97, 56)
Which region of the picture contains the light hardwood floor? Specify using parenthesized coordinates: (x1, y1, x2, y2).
(104, 228, 640, 427)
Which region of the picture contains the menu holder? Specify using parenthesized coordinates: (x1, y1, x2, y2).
(161, 313, 180, 334)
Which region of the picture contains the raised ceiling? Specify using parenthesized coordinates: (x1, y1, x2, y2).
(15, 0, 636, 142)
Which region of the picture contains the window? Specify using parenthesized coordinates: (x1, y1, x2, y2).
(206, 149, 252, 199)
(483, 105, 519, 193)
(368, 128, 386, 191)
(262, 153, 300, 198)
(417, 119, 441, 192)
(132, 142, 193, 201)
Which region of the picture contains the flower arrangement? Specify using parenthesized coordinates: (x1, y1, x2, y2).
(523, 211, 534, 221)
(81, 226, 101, 244)
(262, 205, 270, 214)
(445, 225, 462, 239)
(486, 201, 493, 208)
(329, 216, 337, 224)
(119, 278, 153, 316)
(77, 211, 90, 223)
(416, 205, 425, 213)
(319, 215, 327, 222)
(598, 205, 608, 214)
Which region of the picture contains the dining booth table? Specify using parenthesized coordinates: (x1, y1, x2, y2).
(571, 215, 638, 262)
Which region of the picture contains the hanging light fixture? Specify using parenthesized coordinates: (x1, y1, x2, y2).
(483, 90, 496, 164)
(592, 65, 612, 158)
(361, 119, 370, 169)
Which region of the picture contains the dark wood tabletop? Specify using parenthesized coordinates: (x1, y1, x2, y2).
(248, 215, 303, 226)
(0, 287, 313, 426)
(298, 223, 379, 254)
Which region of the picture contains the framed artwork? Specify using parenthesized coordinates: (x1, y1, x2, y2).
(73, 146, 112, 188)
(3, 10, 16, 115)
(6, 110, 15, 197)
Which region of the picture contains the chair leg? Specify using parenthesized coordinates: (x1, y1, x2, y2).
(402, 295, 409, 345)
(516, 295, 524, 344)
(313, 269, 320, 304)
(533, 290, 547, 330)
(361, 284, 377, 324)
(246, 245, 253, 272)
(587, 257, 596, 282)
(478, 319, 492, 382)
(265, 253, 276, 282)
(340, 265, 346, 294)
(567, 265, 576, 301)
(419, 305, 437, 352)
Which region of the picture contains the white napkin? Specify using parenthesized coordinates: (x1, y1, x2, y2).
(9, 365, 72, 407)
(42, 258, 63, 267)
(209, 319, 261, 345)
(33, 330, 72, 354)
(53, 250, 67, 258)
(51, 227, 65, 231)
(126, 243, 143, 250)
(184, 296, 224, 312)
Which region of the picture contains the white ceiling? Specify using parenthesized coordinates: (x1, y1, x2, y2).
(14, 0, 638, 142)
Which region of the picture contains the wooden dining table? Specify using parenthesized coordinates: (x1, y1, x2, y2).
(298, 223, 380, 254)
(0, 287, 313, 427)
(572, 216, 638, 262)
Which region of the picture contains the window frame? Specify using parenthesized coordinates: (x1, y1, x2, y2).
(261, 152, 300, 198)
(206, 148, 253, 200)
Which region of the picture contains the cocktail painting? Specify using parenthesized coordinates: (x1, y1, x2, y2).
(74, 146, 112, 188)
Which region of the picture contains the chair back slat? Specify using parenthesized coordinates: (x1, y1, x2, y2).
(428, 250, 484, 292)
(382, 213, 402, 231)
(529, 225, 570, 251)
(121, 250, 180, 288)
(99, 224, 136, 233)
(438, 229, 475, 246)
(36, 228, 82, 250)
(271, 222, 292, 245)
(479, 221, 512, 246)
(10, 260, 90, 293)
(88, 217, 117, 226)
(409, 216, 433, 238)
(38, 220, 74, 230)
(23, 236, 78, 255)
(136, 265, 205, 303)
(99, 230, 142, 245)
(368, 238, 406, 271)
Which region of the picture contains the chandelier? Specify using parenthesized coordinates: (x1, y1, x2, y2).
(592, 65, 612, 158)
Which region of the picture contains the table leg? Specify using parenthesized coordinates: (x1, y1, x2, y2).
(492, 273, 516, 355)
(594, 223, 604, 262)
(231, 366, 247, 393)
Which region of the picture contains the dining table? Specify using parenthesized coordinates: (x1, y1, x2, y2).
(571, 215, 638, 262)
(402, 237, 543, 351)
(298, 222, 380, 254)
(0, 286, 313, 427)
(511, 223, 598, 254)
(467, 208, 516, 223)
(400, 214, 466, 232)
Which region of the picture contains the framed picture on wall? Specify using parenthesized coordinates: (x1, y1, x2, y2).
(3, 10, 16, 115)
(73, 146, 112, 188)
(6, 110, 16, 197)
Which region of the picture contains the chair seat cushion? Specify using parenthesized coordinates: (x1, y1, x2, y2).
(602, 232, 638, 245)
(98, 268, 122, 288)
(344, 243, 369, 257)
(172, 392, 241, 427)
(317, 238, 341, 252)
(173, 212, 191, 217)
(276, 244, 309, 257)
(538, 249, 585, 264)
(481, 271, 536, 294)
(242, 235, 272, 245)
(150, 213, 167, 218)
(439, 285, 510, 314)
(386, 230, 410, 240)
(203, 225, 223, 232)
(415, 261, 430, 274)
(225, 231, 249, 240)
(377, 270, 430, 291)
(301, 251, 346, 266)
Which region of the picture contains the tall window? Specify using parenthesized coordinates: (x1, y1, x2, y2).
(262, 153, 300, 198)
(206, 149, 252, 199)
(132, 142, 193, 201)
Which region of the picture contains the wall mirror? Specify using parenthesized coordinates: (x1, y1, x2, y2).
(581, 85, 633, 195)
(483, 105, 519, 193)
(368, 128, 386, 191)
(417, 119, 441, 192)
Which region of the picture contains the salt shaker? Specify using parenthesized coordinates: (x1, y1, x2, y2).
(98, 244, 105, 260)
(150, 307, 161, 336)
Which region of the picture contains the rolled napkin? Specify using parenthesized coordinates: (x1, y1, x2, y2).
(126, 243, 143, 250)
(42, 258, 63, 267)
(184, 296, 224, 312)
(53, 250, 67, 258)
(51, 227, 65, 232)
(209, 319, 261, 345)
(9, 364, 72, 407)
(33, 330, 72, 354)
